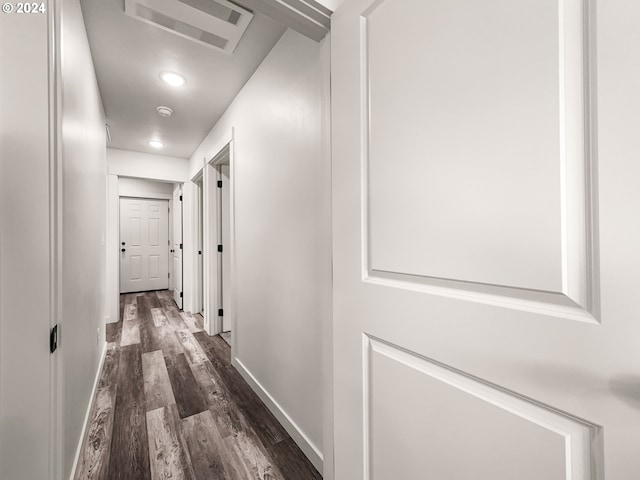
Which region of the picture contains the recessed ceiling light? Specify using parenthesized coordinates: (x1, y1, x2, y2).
(157, 106, 174, 117)
(160, 71, 186, 87)
(149, 140, 163, 148)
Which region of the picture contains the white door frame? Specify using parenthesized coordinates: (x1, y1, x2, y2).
(185, 170, 204, 315)
(202, 131, 236, 349)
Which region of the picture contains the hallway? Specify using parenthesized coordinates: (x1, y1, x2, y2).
(75, 291, 321, 480)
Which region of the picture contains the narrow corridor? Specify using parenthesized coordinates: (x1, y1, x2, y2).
(75, 291, 321, 480)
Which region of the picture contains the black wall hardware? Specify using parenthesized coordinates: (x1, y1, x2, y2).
(50, 325, 58, 353)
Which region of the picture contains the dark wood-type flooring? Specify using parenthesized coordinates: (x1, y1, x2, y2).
(75, 290, 322, 480)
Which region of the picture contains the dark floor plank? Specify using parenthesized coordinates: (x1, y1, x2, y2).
(181, 410, 230, 480)
(142, 350, 176, 412)
(271, 438, 323, 480)
(108, 344, 151, 480)
(106, 321, 122, 346)
(146, 404, 195, 480)
(146, 292, 162, 309)
(155, 289, 178, 311)
(119, 294, 125, 323)
(189, 360, 224, 408)
(195, 360, 252, 439)
(194, 332, 288, 446)
(138, 295, 158, 354)
(74, 344, 120, 480)
(165, 353, 208, 419)
(139, 295, 184, 358)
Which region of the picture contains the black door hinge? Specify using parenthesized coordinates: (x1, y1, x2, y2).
(217, 180, 222, 188)
(50, 325, 58, 353)
(198, 250, 202, 255)
(180, 292, 183, 298)
(218, 308, 223, 317)
(217, 245, 223, 253)
(179, 195, 183, 201)
(180, 243, 183, 249)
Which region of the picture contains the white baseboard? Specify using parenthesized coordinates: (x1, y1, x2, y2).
(232, 357, 323, 475)
(68, 341, 108, 480)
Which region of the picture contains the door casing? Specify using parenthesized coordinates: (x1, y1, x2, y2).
(201, 131, 236, 350)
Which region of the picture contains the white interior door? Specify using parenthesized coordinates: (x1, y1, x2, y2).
(220, 164, 231, 332)
(197, 181, 204, 313)
(173, 186, 183, 308)
(332, 0, 640, 479)
(119, 198, 169, 293)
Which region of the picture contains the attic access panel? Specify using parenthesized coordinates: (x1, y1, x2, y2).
(125, 0, 254, 54)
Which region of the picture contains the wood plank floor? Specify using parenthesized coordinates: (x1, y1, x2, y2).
(76, 290, 321, 480)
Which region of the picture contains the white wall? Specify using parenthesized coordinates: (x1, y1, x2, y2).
(59, 0, 108, 477)
(189, 29, 331, 472)
(0, 7, 54, 480)
(118, 177, 175, 198)
(108, 147, 190, 182)
(317, 0, 344, 10)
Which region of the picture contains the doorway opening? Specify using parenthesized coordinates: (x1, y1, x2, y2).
(203, 137, 235, 350)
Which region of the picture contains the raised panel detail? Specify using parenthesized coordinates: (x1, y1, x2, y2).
(149, 204, 159, 212)
(364, 335, 602, 480)
(361, 0, 598, 322)
(149, 218, 160, 246)
(130, 255, 142, 280)
(130, 217, 141, 246)
(149, 255, 159, 279)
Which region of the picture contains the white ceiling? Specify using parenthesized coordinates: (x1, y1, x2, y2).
(80, 0, 287, 158)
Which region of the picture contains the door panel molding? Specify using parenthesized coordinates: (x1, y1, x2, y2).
(359, 0, 599, 323)
(363, 334, 603, 480)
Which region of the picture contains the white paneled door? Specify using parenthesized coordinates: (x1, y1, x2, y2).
(173, 186, 184, 309)
(332, 0, 640, 479)
(120, 197, 169, 293)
